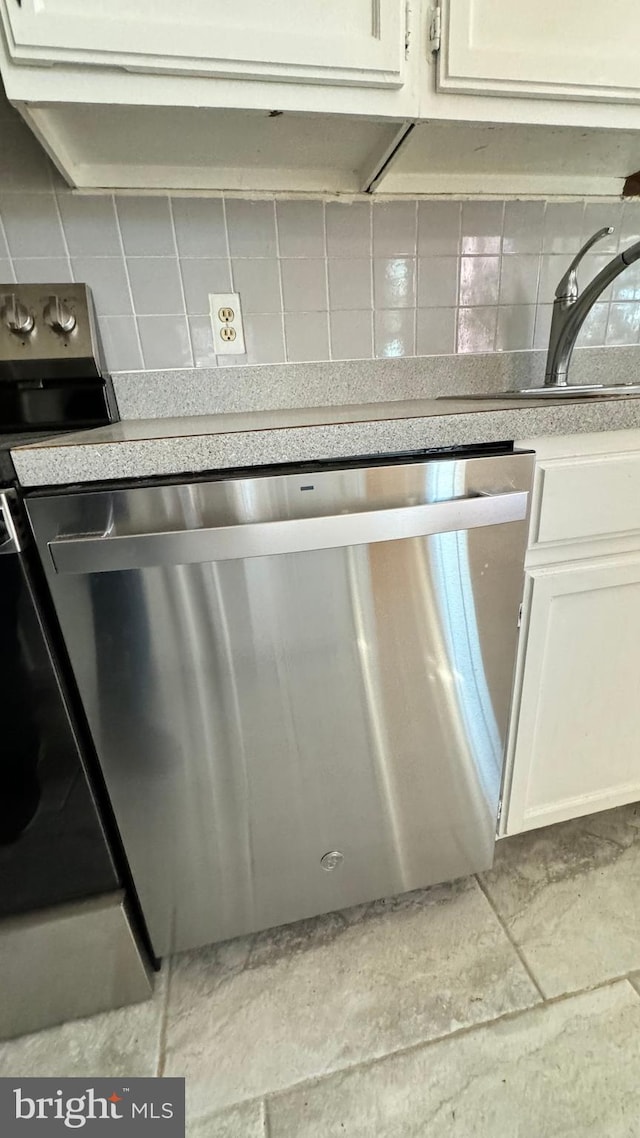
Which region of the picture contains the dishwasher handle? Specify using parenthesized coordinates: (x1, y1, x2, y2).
(49, 489, 529, 575)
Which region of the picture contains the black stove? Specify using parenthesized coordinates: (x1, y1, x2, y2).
(0, 282, 120, 919)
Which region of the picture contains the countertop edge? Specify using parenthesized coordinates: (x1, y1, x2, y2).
(12, 399, 640, 488)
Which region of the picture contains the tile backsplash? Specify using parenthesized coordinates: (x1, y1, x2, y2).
(1, 93, 639, 373)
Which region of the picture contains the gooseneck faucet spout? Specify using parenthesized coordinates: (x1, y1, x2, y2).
(545, 227, 640, 387)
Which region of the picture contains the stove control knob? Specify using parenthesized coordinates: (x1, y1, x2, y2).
(1, 294, 35, 336)
(43, 295, 76, 335)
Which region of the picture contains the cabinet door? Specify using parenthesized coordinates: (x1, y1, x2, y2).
(505, 553, 640, 835)
(0, 0, 406, 88)
(437, 0, 640, 103)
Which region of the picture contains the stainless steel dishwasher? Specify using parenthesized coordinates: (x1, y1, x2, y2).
(26, 450, 534, 956)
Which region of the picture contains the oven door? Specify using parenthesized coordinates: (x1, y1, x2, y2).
(0, 490, 118, 917)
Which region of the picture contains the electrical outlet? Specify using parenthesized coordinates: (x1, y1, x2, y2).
(209, 292, 245, 355)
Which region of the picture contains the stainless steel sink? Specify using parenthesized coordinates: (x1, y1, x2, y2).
(444, 384, 640, 402)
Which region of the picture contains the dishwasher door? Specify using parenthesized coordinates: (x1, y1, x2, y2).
(27, 451, 533, 956)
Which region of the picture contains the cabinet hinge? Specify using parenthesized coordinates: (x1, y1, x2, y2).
(517, 602, 523, 628)
(497, 798, 503, 824)
(405, 0, 412, 57)
(429, 5, 442, 54)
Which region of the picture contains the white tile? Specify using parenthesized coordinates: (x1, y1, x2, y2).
(574, 301, 608, 347)
(0, 258, 15, 283)
(461, 201, 503, 255)
(606, 302, 640, 346)
(188, 316, 218, 368)
(12, 258, 71, 284)
(127, 258, 184, 315)
(70, 257, 131, 316)
(327, 258, 372, 311)
(0, 220, 8, 259)
(244, 314, 285, 364)
(58, 195, 120, 256)
(231, 259, 281, 314)
(374, 309, 415, 357)
(416, 308, 456, 356)
(417, 257, 458, 308)
(137, 314, 192, 368)
(281, 259, 327, 313)
(499, 255, 539, 305)
(277, 201, 324, 257)
(417, 201, 460, 257)
(459, 257, 500, 306)
(533, 303, 553, 350)
(482, 803, 640, 997)
(581, 202, 623, 252)
(612, 259, 640, 302)
(330, 310, 373, 360)
(372, 202, 417, 257)
(326, 202, 371, 258)
(180, 260, 232, 315)
(171, 198, 227, 259)
(575, 252, 615, 302)
(227, 200, 276, 259)
(502, 201, 545, 255)
(542, 201, 585, 254)
(163, 878, 538, 1119)
(538, 254, 572, 304)
(457, 307, 497, 353)
(284, 312, 329, 361)
(0, 970, 166, 1077)
(374, 258, 416, 309)
(267, 983, 640, 1138)
(495, 305, 536, 351)
(619, 201, 640, 246)
(0, 193, 66, 257)
(99, 316, 143, 372)
(116, 196, 175, 256)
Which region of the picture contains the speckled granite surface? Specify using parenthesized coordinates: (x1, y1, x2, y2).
(12, 391, 640, 488)
(111, 346, 640, 420)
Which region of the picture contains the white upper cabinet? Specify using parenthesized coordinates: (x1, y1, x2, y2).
(0, 0, 406, 87)
(437, 0, 640, 102)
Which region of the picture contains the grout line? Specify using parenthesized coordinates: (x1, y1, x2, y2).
(112, 194, 145, 369)
(155, 955, 172, 1079)
(0, 207, 16, 282)
(410, 199, 418, 356)
(273, 200, 288, 363)
(454, 200, 463, 352)
(369, 199, 375, 357)
(172, 963, 640, 1126)
(256, 969, 640, 1115)
(322, 201, 333, 360)
(51, 189, 73, 282)
(474, 874, 546, 1002)
(167, 194, 195, 368)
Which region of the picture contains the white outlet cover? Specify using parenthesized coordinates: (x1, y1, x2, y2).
(209, 292, 246, 355)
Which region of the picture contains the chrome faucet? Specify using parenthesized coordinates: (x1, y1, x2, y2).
(545, 227, 640, 387)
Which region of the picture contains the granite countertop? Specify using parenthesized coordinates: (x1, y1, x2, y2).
(11, 390, 640, 488)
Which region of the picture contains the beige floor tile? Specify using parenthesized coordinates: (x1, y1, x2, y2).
(188, 1101, 266, 1137)
(164, 877, 539, 1117)
(481, 803, 640, 997)
(267, 981, 640, 1138)
(0, 967, 166, 1077)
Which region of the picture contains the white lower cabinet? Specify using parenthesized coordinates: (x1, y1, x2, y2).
(505, 551, 640, 835)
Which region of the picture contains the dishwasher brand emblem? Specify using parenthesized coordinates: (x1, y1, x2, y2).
(320, 850, 344, 871)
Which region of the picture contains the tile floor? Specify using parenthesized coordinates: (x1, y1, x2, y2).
(4, 802, 640, 1135)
